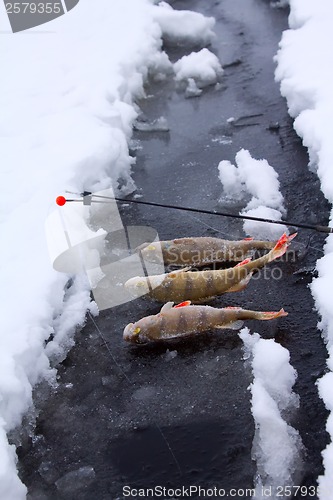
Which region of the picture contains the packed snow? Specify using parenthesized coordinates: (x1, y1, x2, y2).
(218, 149, 288, 239)
(240, 329, 303, 498)
(152, 1, 215, 46)
(0, 0, 216, 498)
(174, 48, 223, 93)
(276, 1, 333, 496)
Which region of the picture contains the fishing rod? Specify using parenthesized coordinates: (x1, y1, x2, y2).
(55, 193, 333, 234)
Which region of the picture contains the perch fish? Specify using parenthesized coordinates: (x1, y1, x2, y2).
(125, 233, 296, 303)
(123, 301, 288, 344)
(136, 236, 275, 266)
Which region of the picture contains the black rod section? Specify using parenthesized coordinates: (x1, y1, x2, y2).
(65, 193, 333, 234)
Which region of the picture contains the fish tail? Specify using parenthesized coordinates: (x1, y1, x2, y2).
(254, 308, 288, 320)
(268, 232, 297, 261)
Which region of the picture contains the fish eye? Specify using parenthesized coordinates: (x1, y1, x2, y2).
(133, 327, 141, 335)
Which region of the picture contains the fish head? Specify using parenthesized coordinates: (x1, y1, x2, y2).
(136, 242, 163, 264)
(125, 273, 167, 298)
(124, 276, 151, 297)
(123, 315, 159, 344)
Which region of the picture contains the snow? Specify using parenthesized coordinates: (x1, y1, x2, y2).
(151, 1, 216, 46)
(240, 329, 303, 498)
(0, 0, 217, 497)
(218, 149, 288, 239)
(275, 1, 333, 496)
(174, 48, 223, 92)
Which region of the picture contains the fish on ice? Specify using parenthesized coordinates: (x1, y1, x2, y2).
(125, 233, 296, 303)
(123, 301, 288, 344)
(135, 236, 275, 266)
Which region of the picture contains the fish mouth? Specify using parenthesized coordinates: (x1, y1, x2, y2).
(123, 323, 136, 342)
(123, 324, 148, 344)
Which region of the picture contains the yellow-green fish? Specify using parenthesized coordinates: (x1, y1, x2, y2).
(125, 233, 296, 303)
(123, 301, 288, 344)
(136, 236, 275, 266)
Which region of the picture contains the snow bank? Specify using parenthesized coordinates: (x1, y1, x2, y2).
(275, 2, 333, 496)
(0, 0, 217, 497)
(218, 149, 287, 239)
(152, 1, 215, 46)
(240, 329, 303, 497)
(174, 48, 223, 92)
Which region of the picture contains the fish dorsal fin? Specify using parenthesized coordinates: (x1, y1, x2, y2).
(174, 300, 191, 308)
(169, 266, 191, 278)
(235, 257, 252, 267)
(216, 320, 244, 330)
(243, 237, 254, 241)
(160, 302, 174, 313)
(173, 238, 195, 245)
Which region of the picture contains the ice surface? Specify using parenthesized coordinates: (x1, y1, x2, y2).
(0, 0, 217, 497)
(240, 329, 303, 498)
(218, 149, 288, 239)
(275, 1, 333, 495)
(55, 466, 96, 495)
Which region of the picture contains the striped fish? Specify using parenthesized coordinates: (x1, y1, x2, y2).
(136, 236, 275, 266)
(125, 233, 296, 303)
(123, 301, 288, 344)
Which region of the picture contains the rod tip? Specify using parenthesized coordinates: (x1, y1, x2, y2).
(56, 196, 66, 206)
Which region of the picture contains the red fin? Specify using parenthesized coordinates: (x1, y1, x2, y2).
(273, 233, 288, 251)
(271, 232, 297, 259)
(274, 232, 297, 251)
(235, 257, 252, 267)
(225, 306, 242, 310)
(243, 237, 254, 241)
(174, 300, 191, 308)
(259, 308, 288, 320)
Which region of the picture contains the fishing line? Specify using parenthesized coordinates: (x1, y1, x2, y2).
(187, 213, 325, 257)
(88, 311, 131, 384)
(87, 310, 182, 474)
(185, 213, 232, 238)
(56, 193, 333, 234)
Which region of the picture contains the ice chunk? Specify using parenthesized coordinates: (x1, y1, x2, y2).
(174, 48, 223, 90)
(185, 78, 203, 98)
(55, 466, 96, 494)
(218, 160, 244, 199)
(134, 116, 169, 132)
(242, 206, 288, 240)
(163, 349, 178, 362)
(218, 149, 287, 239)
